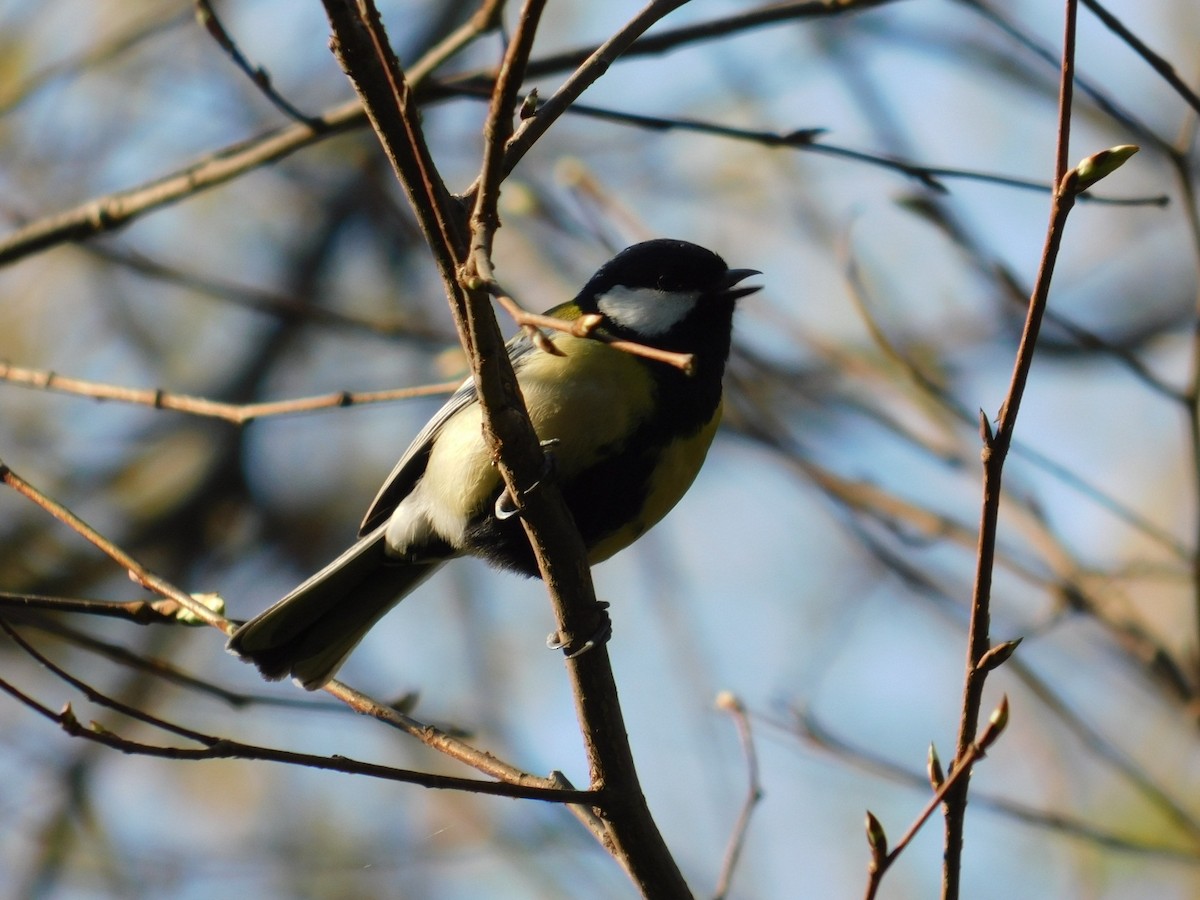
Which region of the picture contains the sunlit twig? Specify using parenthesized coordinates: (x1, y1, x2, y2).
(0, 360, 460, 424)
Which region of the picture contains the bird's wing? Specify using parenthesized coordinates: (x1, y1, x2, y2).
(356, 331, 543, 537)
(356, 377, 476, 536)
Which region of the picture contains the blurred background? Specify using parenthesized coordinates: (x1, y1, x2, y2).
(1, 0, 1198, 897)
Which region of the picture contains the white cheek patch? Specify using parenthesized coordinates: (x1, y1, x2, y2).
(597, 286, 699, 335)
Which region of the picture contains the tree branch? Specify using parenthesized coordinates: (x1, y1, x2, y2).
(319, 1, 695, 893)
(942, 3, 1081, 895)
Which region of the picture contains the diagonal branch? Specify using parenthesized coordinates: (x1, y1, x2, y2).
(319, 1, 695, 895)
(1, 619, 597, 803)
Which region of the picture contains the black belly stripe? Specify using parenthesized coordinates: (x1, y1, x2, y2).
(463, 410, 718, 576)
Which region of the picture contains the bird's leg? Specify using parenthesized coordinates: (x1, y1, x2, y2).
(493, 438, 561, 521)
(547, 601, 612, 659)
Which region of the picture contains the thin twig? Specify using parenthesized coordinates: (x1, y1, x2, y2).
(0, 591, 198, 625)
(0, 621, 597, 803)
(17, 614, 340, 713)
(713, 693, 764, 900)
(784, 703, 1200, 862)
(319, 678, 610, 842)
(453, 91, 1163, 206)
(0, 458, 230, 631)
(0, 360, 459, 424)
(497, 0, 690, 185)
(194, 0, 323, 126)
(0, 0, 904, 267)
(492, 292, 697, 371)
(864, 700, 1009, 900)
(1080, 0, 1200, 117)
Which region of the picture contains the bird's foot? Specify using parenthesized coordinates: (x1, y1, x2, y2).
(494, 439, 560, 521)
(546, 601, 612, 659)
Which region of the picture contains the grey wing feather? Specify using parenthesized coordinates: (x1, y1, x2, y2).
(356, 330, 541, 537)
(357, 377, 478, 536)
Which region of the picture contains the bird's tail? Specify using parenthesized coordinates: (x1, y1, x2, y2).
(227, 523, 441, 689)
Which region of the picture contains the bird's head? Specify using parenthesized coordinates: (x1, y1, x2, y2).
(575, 239, 760, 353)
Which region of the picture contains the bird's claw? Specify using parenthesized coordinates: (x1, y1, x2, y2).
(494, 439, 560, 521)
(546, 602, 612, 659)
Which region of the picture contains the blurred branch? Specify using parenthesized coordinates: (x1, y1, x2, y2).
(464, 94, 1165, 205)
(1175, 156, 1200, 690)
(88, 244, 453, 341)
(713, 692, 764, 900)
(0, 7, 191, 116)
(0, 98, 364, 267)
(0, 0, 491, 266)
(956, 0, 1168, 154)
(0, 0, 902, 267)
(0, 360, 460, 424)
(1080, 0, 1200, 116)
(838, 244, 1189, 559)
(729, 361, 1196, 706)
(0, 458, 231, 631)
(780, 703, 1200, 863)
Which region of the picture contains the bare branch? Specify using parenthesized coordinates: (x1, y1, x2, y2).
(319, 2, 695, 893)
(865, 699, 1010, 900)
(0, 620, 597, 803)
(0, 0, 904, 267)
(0, 360, 459, 424)
(194, 0, 323, 126)
(0, 458, 231, 631)
(713, 692, 764, 900)
(1080, 0, 1200, 116)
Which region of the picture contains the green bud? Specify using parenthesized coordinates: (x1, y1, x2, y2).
(979, 695, 1010, 750)
(865, 811, 888, 858)
(977, 638, 1022, 673)
(928, 743, 945, 790)
(1069, 144, 1139, 193)
(174, 592, 225, 625)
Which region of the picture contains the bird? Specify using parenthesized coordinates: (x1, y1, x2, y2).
(227, 239, 760, 689)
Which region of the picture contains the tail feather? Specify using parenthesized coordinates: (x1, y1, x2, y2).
(228, 524, 441, 689)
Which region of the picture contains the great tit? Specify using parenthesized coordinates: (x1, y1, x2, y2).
(228, 239, 760, 688)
